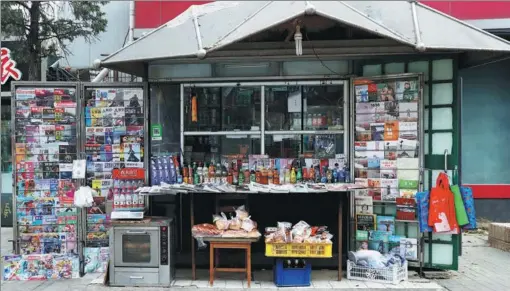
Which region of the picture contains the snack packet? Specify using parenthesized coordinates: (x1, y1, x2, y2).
(235, 205, 249, 220)
(213, 212, 230, 230)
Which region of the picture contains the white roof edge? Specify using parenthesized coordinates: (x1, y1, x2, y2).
(416, 2, 510, 47)
(337, 1, 412, 43)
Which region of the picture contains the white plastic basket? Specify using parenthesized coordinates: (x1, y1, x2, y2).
(347, 260, 408, 285)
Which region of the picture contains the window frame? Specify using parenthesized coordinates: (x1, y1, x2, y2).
(180, 80, 349, 160)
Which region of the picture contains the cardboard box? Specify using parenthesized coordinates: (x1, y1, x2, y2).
(489, 223, 510, 243)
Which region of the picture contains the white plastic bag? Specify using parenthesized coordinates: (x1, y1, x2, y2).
(74, 186, 96, 208)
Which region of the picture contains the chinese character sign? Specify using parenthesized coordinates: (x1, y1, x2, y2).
(1, 47, 22, 85)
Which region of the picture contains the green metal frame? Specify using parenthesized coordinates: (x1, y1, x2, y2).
(356, 55, 460, 271)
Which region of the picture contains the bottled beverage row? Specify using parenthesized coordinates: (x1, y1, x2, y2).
(112, 180, 145, 210)
(156, 160, 351, 186)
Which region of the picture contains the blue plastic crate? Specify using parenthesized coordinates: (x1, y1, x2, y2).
(273, 259, 311, 287)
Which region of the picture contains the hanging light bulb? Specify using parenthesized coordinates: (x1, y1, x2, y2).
(294, 24, 303, 56)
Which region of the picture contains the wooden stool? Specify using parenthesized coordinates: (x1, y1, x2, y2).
(209, 241, 252, 288)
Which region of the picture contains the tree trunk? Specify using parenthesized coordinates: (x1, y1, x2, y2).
(27, 1, 41, 81)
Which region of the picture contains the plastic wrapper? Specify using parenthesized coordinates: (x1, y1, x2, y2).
(213, 213, 230, 230)
(229, 216, 242, 230)
(241, 216, 257, 232)
(277, 221, 292, 230)
(235, 205, 249, 220)
(192, 223, 222, 237)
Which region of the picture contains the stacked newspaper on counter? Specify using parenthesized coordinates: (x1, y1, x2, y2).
(135, 182, 365, 195)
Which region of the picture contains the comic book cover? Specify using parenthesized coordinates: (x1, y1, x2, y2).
(16, 88, 36, 100)
(123, 143, 141, 162)
(112, 144, 123, 162)
(21, 254, 53, 280)
(104, 127, 114, 144)
(100, 144, 113, 162)
(113, 126, 127, 144)
(126, 125, 143, 136)
(90, 108, 102, 126)
(42, 108, 55, 120)
(84, 247, 101, 273)
(87, 214, 108, 224)
(51, 255, 75, 279)
(2, 255, 23, 281)
(101, 107, 114, 127)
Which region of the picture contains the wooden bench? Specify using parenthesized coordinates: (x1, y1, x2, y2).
(209, 241, 252, 287)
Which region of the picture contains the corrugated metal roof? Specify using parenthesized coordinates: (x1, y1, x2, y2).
(101, 1, 510, 66)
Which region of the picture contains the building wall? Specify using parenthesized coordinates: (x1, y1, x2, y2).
(62, 1, 130, 69)
(460, 59, 510, 221)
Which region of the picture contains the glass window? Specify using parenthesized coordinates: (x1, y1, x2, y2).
(150, 84, 181, 155)
(264, 84, 345, 132)
(264, 86, 301, 131)
(183, 135, 261, 165)
(303, 85, 344, 131)
(265, 134, 344, 159)
(183, 86, 261, 132)
(122, 234, 152, 263)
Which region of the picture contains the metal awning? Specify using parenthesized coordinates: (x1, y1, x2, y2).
(100, 1, 510, 75)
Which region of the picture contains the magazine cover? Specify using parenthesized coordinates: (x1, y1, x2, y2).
(398, 102, 418, 122)
(367, 178, 380, 188)
(368, 230, 391, 254)
(355, 84, 369, 102)
(355, 196, 373, 214)
(356, 230, 369, 242)
(123, 143, 141, 162)
(383, 121, 399, 141)
(377, 216, 395, 233)
(395, 80, 419, 102)
(366, 169, 380, 179)
(370, 123, 385, 141)
(356, 214, 376, 231)
(400, 238, 418, 260)
(377, 82, 396, 102)
(389, 235, 405, 254)
(356, 103, 376, 115)
(381, 178, 399, 201)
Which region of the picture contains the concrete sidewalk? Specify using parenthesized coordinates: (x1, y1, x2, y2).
(1, 228, 509, 290)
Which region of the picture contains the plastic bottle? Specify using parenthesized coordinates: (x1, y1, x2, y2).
(125, 186, 132, 209)
(307, 113, 313, 130)
(290, 168, 296, 184)
(132, 190, 139, 209)
(345, 167, 351, 183)
(119, 189, 126, 209)
(296, 168, 302, 183)
(113, 188, 120, 210)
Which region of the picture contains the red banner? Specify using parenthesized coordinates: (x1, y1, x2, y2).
(134, 1, 510, 30)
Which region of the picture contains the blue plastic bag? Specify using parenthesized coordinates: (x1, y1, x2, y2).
(416, 191, 433, 233)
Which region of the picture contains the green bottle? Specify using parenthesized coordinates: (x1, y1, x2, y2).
(238, 170, 244, 185)
(296, 168, 303, 183)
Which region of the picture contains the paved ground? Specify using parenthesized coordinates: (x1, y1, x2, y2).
(1, 228, 509, 290)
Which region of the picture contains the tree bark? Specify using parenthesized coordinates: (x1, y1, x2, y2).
(27, 1, 41, 81)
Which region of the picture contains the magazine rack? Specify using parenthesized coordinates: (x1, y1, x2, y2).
(351, 74, 424, 270)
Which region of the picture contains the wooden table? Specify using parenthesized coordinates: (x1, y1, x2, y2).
(209, 241, 252, 287)
(189, 190, 353, 281)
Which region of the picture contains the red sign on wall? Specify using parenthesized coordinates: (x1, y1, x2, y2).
(134, 1, 510, 29)
(1, 47, 22, 85)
